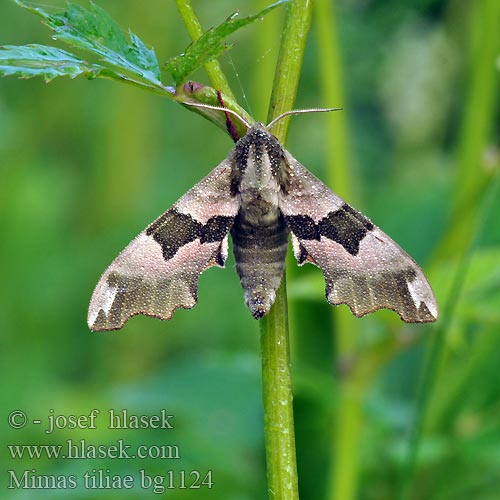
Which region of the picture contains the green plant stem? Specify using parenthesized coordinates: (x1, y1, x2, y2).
(260, 279, 297, 499)
(252, 0, 279, 121)
(397, 3, 500, 498)
(434, 0, 500, 260)
(175, 0, 236, 100)
(397, 169, 500, 500)
(316, 0, 352, 200)
(260, 1, 312, 498)
(315, 1, 364, 499)
(267, 0, 312, 136)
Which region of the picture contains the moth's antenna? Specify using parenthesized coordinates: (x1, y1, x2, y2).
(266, 107, 342, 131)
(185, 102, 251, 130)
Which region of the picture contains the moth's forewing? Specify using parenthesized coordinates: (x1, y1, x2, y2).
(88, 160, 239, 331)
(279, 152, 438, 323)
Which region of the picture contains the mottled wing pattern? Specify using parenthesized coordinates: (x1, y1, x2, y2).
(279, 152, 438, 322)
(88, 160, 238, 331)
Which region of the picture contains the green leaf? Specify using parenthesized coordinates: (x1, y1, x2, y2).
(15, 0, 162, 86)
(165, 0, 288, 85)
(0, 44, 99, 82)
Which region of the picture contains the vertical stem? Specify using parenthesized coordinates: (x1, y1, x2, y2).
(260, 279, 297, 499)
(267, 0, 313, 135)
(252, 0, 280, 121)
(260, 1, 312, 498)
(434, 0, 500, 260)
(315, 1, 363, 499)
(398, 2, 500, 496)
(175, 0, 236, 100)
(397, 169, 500, 500)
(316, 0, 353, 199)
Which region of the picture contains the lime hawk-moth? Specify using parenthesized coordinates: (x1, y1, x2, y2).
(88, 107, 438, 331)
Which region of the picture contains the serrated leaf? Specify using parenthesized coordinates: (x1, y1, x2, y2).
(165, 0, 288, 85)
(0, 44, 99, 82)
(15, 0, 162, 86)
(129, 31, 160, 77)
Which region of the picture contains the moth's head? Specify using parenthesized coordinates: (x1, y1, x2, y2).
(233, 122, 285, 175)
(240, 122, 278, 141)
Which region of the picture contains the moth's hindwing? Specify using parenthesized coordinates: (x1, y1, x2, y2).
(279, 152, 438, 323)
(88, 160, 239, 331)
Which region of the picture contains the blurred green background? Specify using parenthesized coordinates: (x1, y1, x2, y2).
(1, 1, 499, 499)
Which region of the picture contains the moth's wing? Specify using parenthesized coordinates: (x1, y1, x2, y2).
(88, 159, 239, 331)
(279, 152, 438, 323)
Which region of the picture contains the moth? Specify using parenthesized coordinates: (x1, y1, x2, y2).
(88, 106, 438, 331)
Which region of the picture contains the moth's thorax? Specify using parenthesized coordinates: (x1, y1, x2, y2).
(231, 124, 290, 226)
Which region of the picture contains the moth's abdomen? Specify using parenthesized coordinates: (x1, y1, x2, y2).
(231, 213, 289, 319)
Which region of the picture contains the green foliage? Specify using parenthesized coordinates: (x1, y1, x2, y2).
(166, 0, 287, 85)
(2, 0, 287, 97)
(1, 0, 287, 137)
(15, 0, 161, 80)
(0, 44, 98, 81)
(10, 0, 165, 91)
